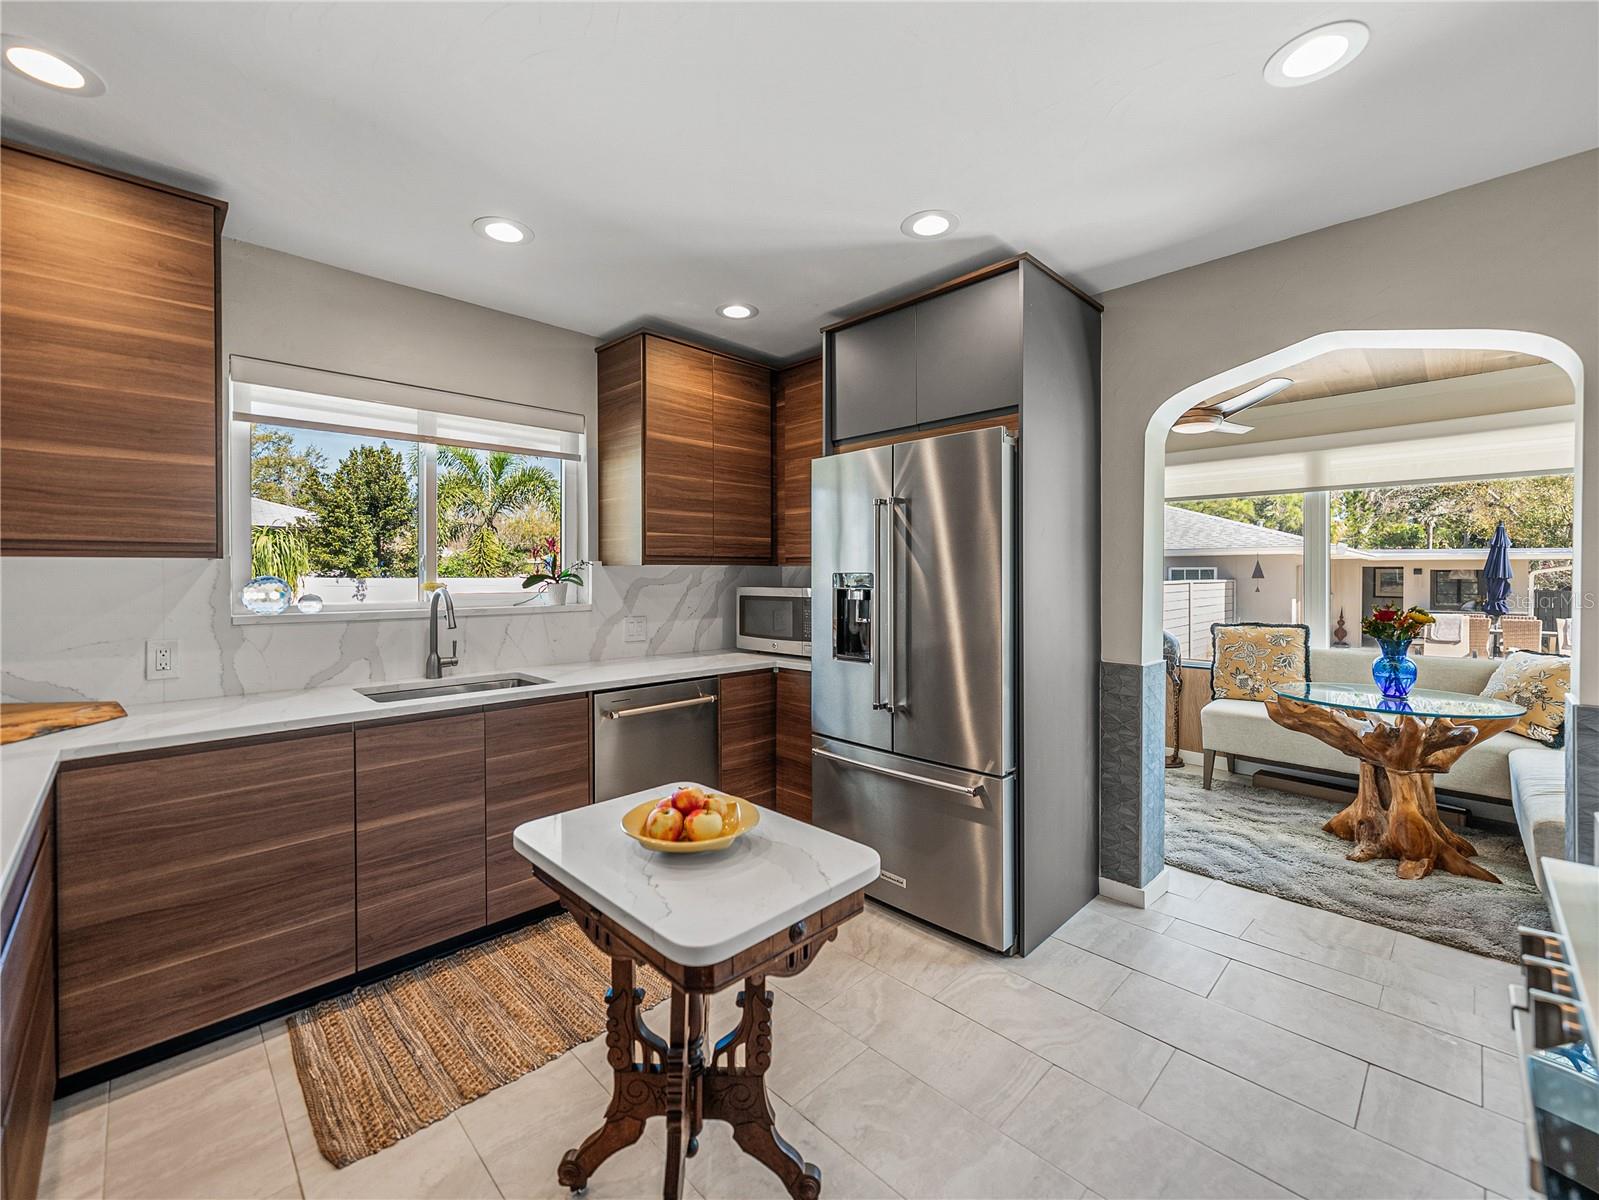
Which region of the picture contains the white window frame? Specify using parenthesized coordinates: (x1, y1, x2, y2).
(229, 402, 587, 624)
(1166, 566, 1218, 582)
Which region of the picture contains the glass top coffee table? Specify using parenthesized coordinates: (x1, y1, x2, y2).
(1268, 682, 1526, 882)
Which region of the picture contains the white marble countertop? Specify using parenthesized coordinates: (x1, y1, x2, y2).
(1542, 856, 1598, 1049)
(513, 783, 880, 967)
(1, 650, 811, 907)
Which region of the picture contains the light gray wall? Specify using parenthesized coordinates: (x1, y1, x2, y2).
(222, 239, 600, 553)
(1101, 150, 1598, 694)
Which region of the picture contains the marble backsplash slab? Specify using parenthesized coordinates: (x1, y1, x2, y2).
(0, 557, 777, 705)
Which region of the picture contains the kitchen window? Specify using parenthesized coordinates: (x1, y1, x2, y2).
(230, 357, 585, 616)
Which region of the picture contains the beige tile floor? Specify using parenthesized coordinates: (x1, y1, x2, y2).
(36, 870, 1528, 1200)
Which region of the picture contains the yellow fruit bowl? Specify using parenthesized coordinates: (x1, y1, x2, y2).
(621, 793, 761, 854)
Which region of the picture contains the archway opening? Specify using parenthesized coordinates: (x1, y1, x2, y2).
(1138, 330, 1584, 953)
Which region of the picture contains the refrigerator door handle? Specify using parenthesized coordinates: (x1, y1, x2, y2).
(872, 497, 893, 711)
(811, 746, 986, 798)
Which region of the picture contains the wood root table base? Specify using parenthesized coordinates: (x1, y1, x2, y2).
(1322, 762, 1500, 882)
(545, 878, 863, 1200)
(1267, 694, 1519, 882)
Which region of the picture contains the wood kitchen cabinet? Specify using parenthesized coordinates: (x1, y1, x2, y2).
(2, 802, 54, 1200)
(774, 356, 823, 564)
(485, 696, 591, 922)
(776, 669, 813, 823)
(597, 331, 772, 565)
(0, 142, 226, 557)
(356, 712, 486, 970)
(718, 670, 776, 806)
(55, 729, 356, 1075)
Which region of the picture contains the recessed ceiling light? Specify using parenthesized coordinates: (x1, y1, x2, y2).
(1, 37, 103, 94)
(717, 303, 757, 320)
(1264, 21, 1370, 87)
(472, 216, 531, 244)
(900, 210, 959, 239)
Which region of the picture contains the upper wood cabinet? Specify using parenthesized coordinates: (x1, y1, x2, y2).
(774, 357, 823, 565)
(484, 695, 591, 922)
(0, 142, 226, 557)
(55, 729, 356, 1074)
(597, 332, 772, 565)
(355, 711, 487, 970)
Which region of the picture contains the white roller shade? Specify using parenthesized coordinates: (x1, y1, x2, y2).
(229, 356, 584, 460)
(1165, 409, 1574, 501)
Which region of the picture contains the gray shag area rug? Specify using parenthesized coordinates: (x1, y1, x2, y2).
(1164, 767, 1549, 961)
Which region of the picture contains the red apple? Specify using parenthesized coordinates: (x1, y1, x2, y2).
(684, 809, 725, 842)
(672, 785, 710, 814)
(642, 806, 684, 842)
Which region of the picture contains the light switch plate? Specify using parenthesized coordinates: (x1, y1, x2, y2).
(624, 616, 648, 644)
(145, 639, 180, 680)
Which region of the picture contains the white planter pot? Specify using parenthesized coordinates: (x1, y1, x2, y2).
(541, 581, 571, 606)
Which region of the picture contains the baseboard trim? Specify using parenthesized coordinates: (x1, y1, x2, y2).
(1098, 868, 1169, 909)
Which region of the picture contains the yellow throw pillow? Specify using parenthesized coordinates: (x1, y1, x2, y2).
(1481, 651, 1570, 747)
(1211, 623, 1310, 701)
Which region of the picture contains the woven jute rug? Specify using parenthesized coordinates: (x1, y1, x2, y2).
(286, 911, 669, 1167)
(1164, 765, 1549, 961)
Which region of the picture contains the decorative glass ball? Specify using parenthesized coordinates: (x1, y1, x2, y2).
(296, 593, 324, 615)
(242, 575, 292, 616)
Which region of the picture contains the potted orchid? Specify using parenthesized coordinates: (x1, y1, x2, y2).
(521, 537, 590, 606)
(1360, 605, 1435, 698)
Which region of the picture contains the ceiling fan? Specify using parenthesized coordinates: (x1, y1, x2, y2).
(1171, 376, 1294, 435)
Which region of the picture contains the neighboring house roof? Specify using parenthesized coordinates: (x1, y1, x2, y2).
(251, 497, 315, 527)
(1163, 505, 1303, 554)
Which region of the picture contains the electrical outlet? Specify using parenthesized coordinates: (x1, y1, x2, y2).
(624, 616, 648, 644)
(145, 639, 180, 681)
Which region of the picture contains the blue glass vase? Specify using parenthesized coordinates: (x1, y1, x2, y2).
(1372, 638, 1418, 699)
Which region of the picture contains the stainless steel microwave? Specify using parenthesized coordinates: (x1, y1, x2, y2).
(736, 587, 811, 657)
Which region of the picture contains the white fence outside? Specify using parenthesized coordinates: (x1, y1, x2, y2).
(1164, 579, 1236, 662)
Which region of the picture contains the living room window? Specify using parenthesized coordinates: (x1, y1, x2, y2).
(230, 358, 584, 615)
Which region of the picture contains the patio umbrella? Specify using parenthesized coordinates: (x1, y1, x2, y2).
(1482, 521, 1514, 618)
(1481, 521, 1513, 656)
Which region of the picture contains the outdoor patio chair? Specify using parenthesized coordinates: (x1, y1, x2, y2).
(1500, 616, 1544, 653)
(1466, 613, 1492, 657)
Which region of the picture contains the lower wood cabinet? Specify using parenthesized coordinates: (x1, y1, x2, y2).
(2, 813, 54, 1200)
(719, 670, 776, 806)
(56, 729, 357, 1075)
(776, 669, 813, 822)
(355, 712, 486, 970)
(485, 696, 591, 921)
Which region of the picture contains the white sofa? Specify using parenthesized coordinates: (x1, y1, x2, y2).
(1197, 646, 1567, 885)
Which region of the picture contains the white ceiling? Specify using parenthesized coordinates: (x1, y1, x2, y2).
(3, 2, 1595, 360)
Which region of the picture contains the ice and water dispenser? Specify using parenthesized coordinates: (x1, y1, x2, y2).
(831, 572, 874, 661)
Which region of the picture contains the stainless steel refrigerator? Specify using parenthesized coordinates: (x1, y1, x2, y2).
(810, 425, 1015, 951)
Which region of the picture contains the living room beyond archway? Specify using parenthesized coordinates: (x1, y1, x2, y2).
(1150, 334, 1580, 959)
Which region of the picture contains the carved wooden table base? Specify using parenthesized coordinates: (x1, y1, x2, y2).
(1267, 693, 1520, 882)
(542, 875, 863, 1200)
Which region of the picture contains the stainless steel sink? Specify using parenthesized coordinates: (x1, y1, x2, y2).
(357, 674, 551, 703)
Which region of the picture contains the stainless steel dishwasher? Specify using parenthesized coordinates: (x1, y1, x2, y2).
(592, 677, 720, 801)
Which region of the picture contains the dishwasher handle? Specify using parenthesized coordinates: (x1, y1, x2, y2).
(602, 694, 718, 720)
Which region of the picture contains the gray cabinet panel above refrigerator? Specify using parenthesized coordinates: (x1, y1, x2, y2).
(830, 304, 917, 442)
(913, 271, 1023, 425)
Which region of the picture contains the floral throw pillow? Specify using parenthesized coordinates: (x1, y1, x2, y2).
(1210, 623, 1311, 701)
(1481, 651, 1570, 748)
